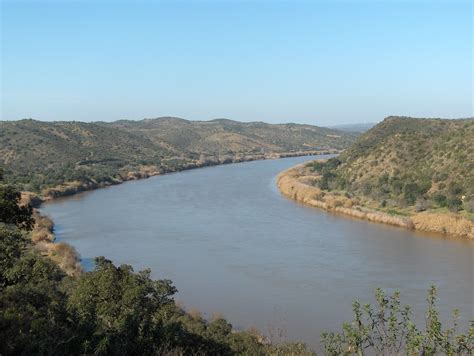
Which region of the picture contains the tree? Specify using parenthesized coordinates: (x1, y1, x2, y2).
(0, 184, 35, 230)
(0, 255, 76, 355)
(0, 226, 29, 289)
(67, 257, 177, 355)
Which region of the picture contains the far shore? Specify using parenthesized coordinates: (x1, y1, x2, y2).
(277, 162, 474, 239)
(22, 149, 337, 207)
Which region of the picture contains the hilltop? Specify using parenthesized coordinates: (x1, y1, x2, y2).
(278, 117, 474, 238)
(0, 117, 356, 195)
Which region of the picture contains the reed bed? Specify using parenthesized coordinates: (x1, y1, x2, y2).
(277, 166, 473, 238)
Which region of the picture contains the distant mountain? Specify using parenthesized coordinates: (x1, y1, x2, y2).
(0, 117, 357, 192)
(329, 122, 376, 133)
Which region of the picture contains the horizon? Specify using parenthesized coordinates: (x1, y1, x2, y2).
(1, 0, 472, 125)
(3, 115, 473, 128)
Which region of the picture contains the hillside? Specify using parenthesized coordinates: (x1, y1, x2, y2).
(313, 117, 473, 210)
(103, 117, 355, 153)
(278, 117, 474, 238)
(0, 118, 356, 194)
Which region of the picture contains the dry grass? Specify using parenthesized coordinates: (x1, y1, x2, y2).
(412, 212, 474, 238)
(31, 211, 54, 242)
(48, 242, 83, 276)
(30, 210, 83, 276)
(277, 165, 473, 238)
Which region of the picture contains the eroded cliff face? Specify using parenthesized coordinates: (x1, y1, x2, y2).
(277, 164, 474, 239)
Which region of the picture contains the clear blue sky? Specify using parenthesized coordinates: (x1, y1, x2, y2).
(1, 0, 472, 125)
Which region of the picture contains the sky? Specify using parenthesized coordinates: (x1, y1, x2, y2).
(1, 0, 472, 126)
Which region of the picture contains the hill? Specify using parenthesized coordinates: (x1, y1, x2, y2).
(0, 118, 356, 194)
(102, 117, 355, 153)
(316, 117, 473, 210)
(278, 116, 474, 238)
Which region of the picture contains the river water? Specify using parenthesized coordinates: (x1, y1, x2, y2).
(41, 155, 473, 349)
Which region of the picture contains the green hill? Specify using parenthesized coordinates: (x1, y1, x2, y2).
(104, 117, 355, 154)
(0, 118, 356, 192)
(307, 116, 474, 215)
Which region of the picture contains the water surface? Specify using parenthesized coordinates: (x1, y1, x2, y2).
(42, 156, 474, 348)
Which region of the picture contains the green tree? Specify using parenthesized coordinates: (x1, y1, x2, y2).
(66, 257, 178, 355)
(0, 181, 34, 230)
(0, 254, 76, 355)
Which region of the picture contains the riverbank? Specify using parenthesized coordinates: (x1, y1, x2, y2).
(19, 193, 83, 276)
(22, 150, 335, 275)
(277, 163, 474, 239)
(38, 149, 337, 201)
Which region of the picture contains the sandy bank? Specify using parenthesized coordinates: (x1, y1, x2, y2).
(277, 164, 474, 239)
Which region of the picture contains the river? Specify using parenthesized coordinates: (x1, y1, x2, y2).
(41, 155, 473, 349)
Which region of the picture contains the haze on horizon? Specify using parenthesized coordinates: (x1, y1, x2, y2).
(1, 0, 472, 126)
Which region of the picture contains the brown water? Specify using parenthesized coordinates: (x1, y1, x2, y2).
(41, 155, 474, 349)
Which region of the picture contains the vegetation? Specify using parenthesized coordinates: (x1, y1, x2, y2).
(307, 117, 474, 217)
(0, 118, 356, 193)
(322, 287, 473, 354)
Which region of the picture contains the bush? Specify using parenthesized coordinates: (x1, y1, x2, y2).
(465, 199, 474, 213)
(403, 183, 422, 205)
(321, 287, 473, 355)
(433, 193, 447, 207)
(448, 182, 464, 196)
(415, 198, 432, 212)
(447, 198, 463, 212)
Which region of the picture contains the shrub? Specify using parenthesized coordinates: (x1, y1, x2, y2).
(415, 198, 432, 212)
(448, 182, 464, 196)
(403, 183, 421, 205)
(447, 198, 463, 212)
(465, 199, 474, 213)
(321, 287, 473, 355)
(433, 193, 447, 207)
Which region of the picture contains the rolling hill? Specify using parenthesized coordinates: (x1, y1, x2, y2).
(312, 116, 474, 211)
(0, 117, 357, 194)
(278, 116, 474, 238)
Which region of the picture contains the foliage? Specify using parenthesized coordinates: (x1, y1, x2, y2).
(321, 287, 474, 355)
(0, 184, 34, 230)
